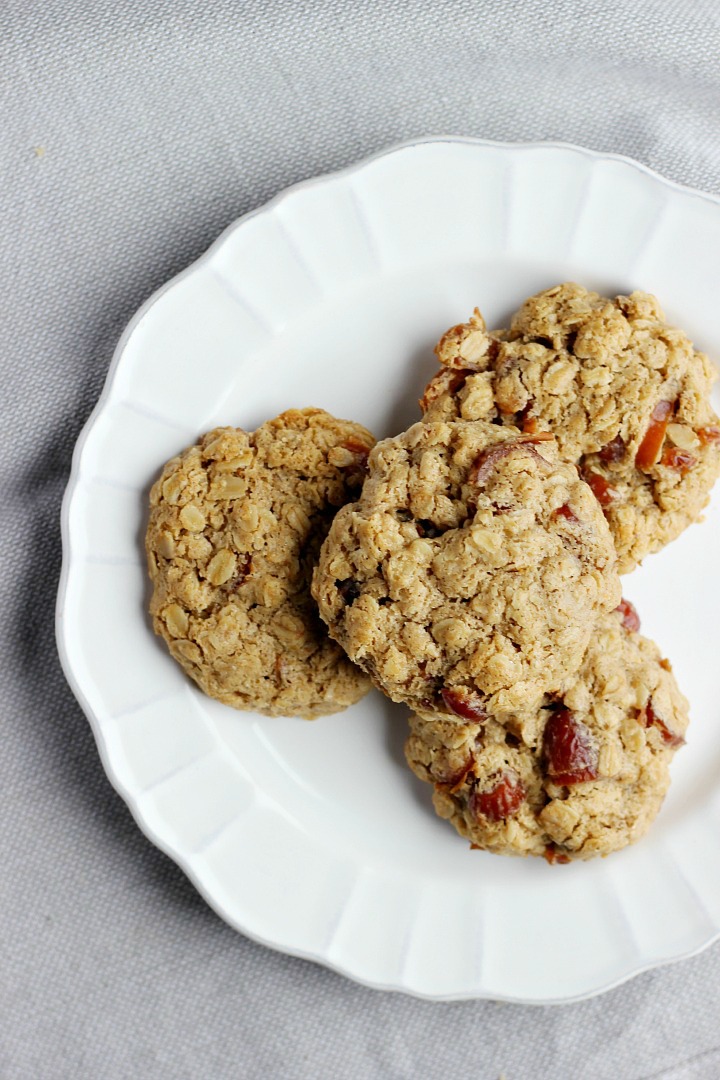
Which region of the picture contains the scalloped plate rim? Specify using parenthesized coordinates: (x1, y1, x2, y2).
(56, 136, 720, 1004)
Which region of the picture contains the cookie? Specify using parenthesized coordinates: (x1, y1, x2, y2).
(312, 419, 620, 718)
(405, 604, 689, 861)
(422, 284, 720, 572)
(146, 408, 375, 718)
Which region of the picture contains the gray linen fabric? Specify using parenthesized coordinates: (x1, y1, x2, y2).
(2, 1, 720, 1077)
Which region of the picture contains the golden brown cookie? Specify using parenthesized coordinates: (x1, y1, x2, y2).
(422, 284, 720, 572)
(312, 419, 620, 719)
(145, 409, 375, 718)
(405, 604, 689, 861)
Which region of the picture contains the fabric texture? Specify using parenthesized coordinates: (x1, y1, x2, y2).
(2, 1, 720, 1076)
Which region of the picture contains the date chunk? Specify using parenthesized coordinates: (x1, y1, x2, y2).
(698, 425, 720, 447)
(553, 503, 580, 523)
(543, 708, 599, 785)
(616, 598, 640, 633)
(543, 845, 571, 865)
(342, 438, 372, 472)
(441, 687, 488, 721)
(636, 400, 674, 470)
(641, 698, 685, 748)
(432, 751, 476, 792)
(582, 469, 619, 507)
(469, 771, 525, 822)
(661, 446, 697, 474)
(598, 434, 626, 463)
(468, 435, 553, 486)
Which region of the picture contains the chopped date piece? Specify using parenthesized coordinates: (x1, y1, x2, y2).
(341, 438, 372, 471)
(582, 469, 619, 507)
(635, 400, 674, 470)
(598, 433, 626, 463)
(469, 444, 516, 486)
(640, 698, 685, 748)
(543, 845, 571, 865)
(517, 401, 539, 434)
(486, 338, 501, 364)
(446, 368, 472, 393)
(336, 578, 361, 605)
(553, 503, 580, 523)
(419, 367, 471, 411)
(469, 771, 526, 822)
(615, 598, 640, 633)
(543, 708, 599, 785)
(661, 446, 697, 474)
(441, 686, 488, 721)
(432, 752, 476, 792)
(698, 425, 720, 446)
(468, 435, 553, 486)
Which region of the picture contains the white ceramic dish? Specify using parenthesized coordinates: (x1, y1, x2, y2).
(57, 139, 720, 1004)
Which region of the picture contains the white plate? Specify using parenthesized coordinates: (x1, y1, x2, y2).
(57, 138, 720, 1004)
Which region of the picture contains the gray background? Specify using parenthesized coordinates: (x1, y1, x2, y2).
(3, 1, 720, 1077)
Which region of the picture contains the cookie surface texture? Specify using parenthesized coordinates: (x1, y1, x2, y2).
(405, 606, 689, 860)
(146, 408, 375, 718)
(424, 284, 720, 572)
(312, 419, 620, 717)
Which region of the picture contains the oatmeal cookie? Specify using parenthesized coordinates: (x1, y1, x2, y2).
(146, 408, 375, 718)
(405, 603, 689, 860)
(422, 284, 720, 572)
(312, 419, 620, 718)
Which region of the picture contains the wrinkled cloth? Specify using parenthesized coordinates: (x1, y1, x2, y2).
(2, 1, 720, 1077)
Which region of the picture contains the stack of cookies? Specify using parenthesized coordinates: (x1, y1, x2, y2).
(146, 284, 720, 863)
